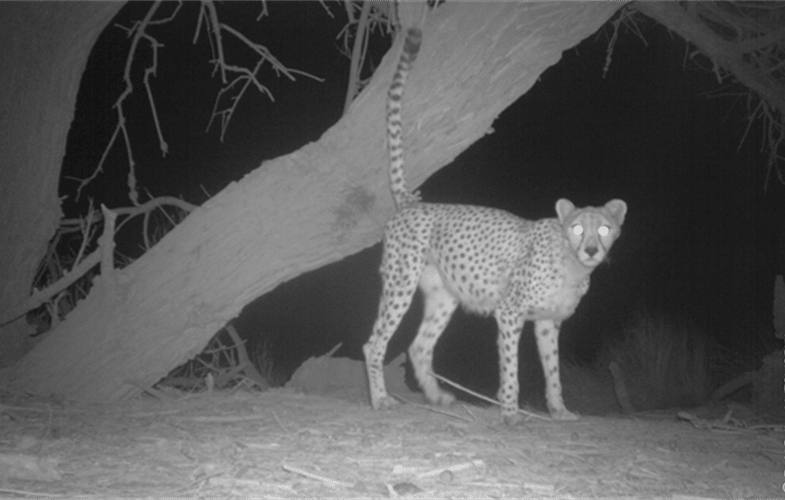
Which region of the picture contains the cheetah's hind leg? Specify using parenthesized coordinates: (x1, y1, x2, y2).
(364, 295, 411, 411)
(363, 245, 423, 411)
(409, 264, 459, 406)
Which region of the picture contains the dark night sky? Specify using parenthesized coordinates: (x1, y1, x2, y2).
(62, 2, 783, 392)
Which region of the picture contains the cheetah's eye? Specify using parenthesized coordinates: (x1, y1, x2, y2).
(598, 225, 610, 237)
(572, 225, 584, 236)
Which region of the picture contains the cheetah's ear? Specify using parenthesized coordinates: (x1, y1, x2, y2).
(555, 198, 575, 223)
(604, 199, 628, 226)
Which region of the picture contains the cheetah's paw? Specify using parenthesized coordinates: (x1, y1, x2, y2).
(424, 389, 455, 407)
(372, 395, 399, 410)
(550, 408, 579, 421)
(502, 412, 523, 426)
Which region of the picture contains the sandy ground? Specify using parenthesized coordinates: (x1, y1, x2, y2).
(0, 386, 780, 499)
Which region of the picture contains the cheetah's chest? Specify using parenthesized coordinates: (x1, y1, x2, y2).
(516, 247, 591, 321)
(526, 276, 588, 319)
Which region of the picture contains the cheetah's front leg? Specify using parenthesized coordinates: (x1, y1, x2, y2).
(534, 319, 578, 421)
(494, 310, 525, 425)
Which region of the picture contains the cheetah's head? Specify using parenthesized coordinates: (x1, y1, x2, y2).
(556, 198, 627, 267)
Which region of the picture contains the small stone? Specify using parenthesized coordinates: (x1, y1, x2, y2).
(439, 470, 454, 482)
(392, 482, 421, 495)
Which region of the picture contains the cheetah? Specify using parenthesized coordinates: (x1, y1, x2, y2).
(363, 26, 627, 424)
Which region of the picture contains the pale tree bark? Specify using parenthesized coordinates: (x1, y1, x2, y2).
(1, 2, 623, 402)
(0, 3, 125, 367)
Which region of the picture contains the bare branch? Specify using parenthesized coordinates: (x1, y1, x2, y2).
(99, 204, 118, 290)
(314, 0, 333, 19)
(603, 15, 623, 79)
(343, 0, 356, 26)
(110, 196, 198, 234)
(73, 200, 96, 268)
(634, 1, 785, 183)
(343, 1, 373, 115)
(201, 10, 323, 141)
(74, 124, 121, 202)
(255, 0, 268, 22)
(140, 29, 169, 158)
(339, 2, 396, 115)
(72, 1, 186, 205)
(737, 26, 785, 53)
(16, 252, 101, 328)
(201, 0, 228, 84)
(0, 195, 198, 328)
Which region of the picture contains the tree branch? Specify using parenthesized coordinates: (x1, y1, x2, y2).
(634, 1, 784, 181)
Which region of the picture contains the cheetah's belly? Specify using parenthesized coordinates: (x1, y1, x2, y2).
(429, 259, 508, 316)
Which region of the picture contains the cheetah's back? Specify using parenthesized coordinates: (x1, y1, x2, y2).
(386, 203, 590, 319)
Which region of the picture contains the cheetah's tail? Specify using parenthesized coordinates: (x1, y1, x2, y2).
(386, 27, 423, 210)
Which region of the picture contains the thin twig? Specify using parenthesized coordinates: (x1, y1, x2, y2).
(429, 371, 550, 421)
(271, 411, 291, 435)
(0, 489, 64, 497)
(281, 464, 353, 488)
(392, 393, 473, 422)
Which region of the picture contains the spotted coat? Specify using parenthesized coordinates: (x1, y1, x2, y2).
(363, 26, 627, 424)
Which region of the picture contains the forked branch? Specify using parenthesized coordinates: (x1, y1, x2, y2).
(634, 2, 785, 185)
(0, 196, 197, 329)
(199, 1, 323, 141)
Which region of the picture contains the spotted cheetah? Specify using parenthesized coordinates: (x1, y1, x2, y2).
(363, 26, 627, 424)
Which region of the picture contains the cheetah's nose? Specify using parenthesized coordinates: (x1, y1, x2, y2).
(585, 246, 598, 258)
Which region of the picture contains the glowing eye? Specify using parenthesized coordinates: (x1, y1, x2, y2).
(598, 225, 610, 237)
(572, 225, 584, 236)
